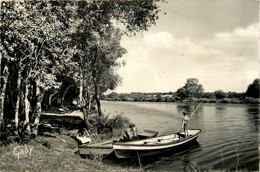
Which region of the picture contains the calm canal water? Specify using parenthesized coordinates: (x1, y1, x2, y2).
(101, 101, 259, 171)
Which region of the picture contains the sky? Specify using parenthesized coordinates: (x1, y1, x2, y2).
(114, 0, 259, 93)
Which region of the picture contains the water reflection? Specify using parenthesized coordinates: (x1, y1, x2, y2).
(143, 142, 201, 171)
(215, 106, 226, 123)
(246, 106, 259, 132)
(103, 142, 202, 171)
(183, 155, 191, 172)
(177, 104, 194, 114)
(215, 106, 226, 114)
(181, 142, 201, 172)
(177, 103, 204, 116)
(102, 101, 259, 171)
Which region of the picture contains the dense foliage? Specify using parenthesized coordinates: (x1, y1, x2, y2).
(214, 90, 228, 99)
(176, 78, 204, 99)
(0, 0, 159, 142)
(245, 79, 259, 98)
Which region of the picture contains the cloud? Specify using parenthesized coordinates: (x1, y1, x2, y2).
(115, 23, 259, 93)
(201, 23, 259, 88)
(208, 23, 258, 60)
(216, 23, 258, 39)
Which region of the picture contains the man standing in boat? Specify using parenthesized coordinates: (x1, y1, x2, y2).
(182, 112, 190, 138)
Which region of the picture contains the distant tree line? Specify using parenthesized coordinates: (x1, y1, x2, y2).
(103, 78, 260, 104)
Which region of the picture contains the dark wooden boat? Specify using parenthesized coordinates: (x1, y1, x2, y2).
(112, 129, 201, 159)
(79, 129, 158, 158)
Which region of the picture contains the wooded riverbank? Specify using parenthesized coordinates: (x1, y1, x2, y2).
(103, 95, 259, 104)
(103, 78, 259, 104)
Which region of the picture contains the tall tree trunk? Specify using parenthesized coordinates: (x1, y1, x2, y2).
(79, 76, 84, 107)
(92, 46, 102, 117)
(48, 92, 54, 108)
(0, 52, 2, 89)
(24, 82, 31, 134)
(87, 92, 92, 115)
(61, 86, 70, 106)
(79, 75, 84, 107)
(0, 65, 9, 135)
(79, 72, 91, 128)
(48, 89, 58, 108)
(96, 94, 102, 117)
(14, 68, 22, 134)
(48, 92, 52, 108)
(32, 81, 43, 136)
(94, 81, 102, 117)
(82, 108, 91, 128)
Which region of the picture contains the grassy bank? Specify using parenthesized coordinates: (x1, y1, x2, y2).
(0, 109, 135, 171)
(0, 134, 134, 171)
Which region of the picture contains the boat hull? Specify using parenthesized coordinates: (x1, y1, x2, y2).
(113, 129, 201, 159)
(79, 129, 158, 158)
(79, 139, 113, 157)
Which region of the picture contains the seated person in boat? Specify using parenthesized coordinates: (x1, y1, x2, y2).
(181, 112, 190, 138)
(77, 128, 92, 144)
(121, 123, 138, 141)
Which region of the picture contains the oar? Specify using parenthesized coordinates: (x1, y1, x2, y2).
(190, 99, 204, 117)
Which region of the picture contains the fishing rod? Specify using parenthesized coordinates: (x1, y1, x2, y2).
(160, 99, 205, 136)
(177, 99, 204, 135)
(190, 99, 204, 117)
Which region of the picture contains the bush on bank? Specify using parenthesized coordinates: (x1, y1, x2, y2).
(88, 112, 130, 140)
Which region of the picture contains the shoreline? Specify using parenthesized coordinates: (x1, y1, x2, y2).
(102, 98, 260, 105)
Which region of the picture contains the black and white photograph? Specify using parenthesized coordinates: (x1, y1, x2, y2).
(0, 0, 259, 171)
